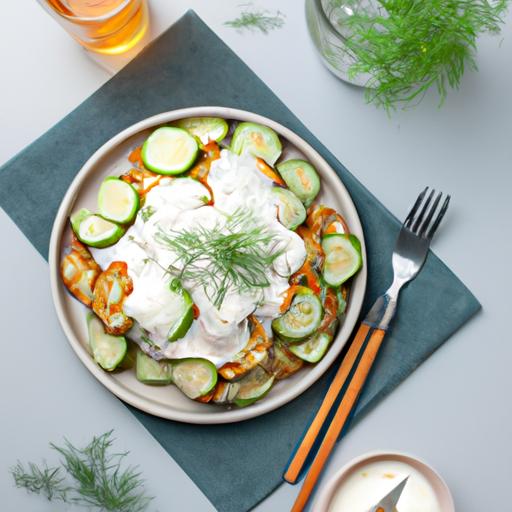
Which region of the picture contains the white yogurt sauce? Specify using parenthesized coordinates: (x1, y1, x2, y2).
(91, 150, 306, 367)
(328, 460, 442, 512)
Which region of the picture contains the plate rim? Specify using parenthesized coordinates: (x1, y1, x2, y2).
(49, 106, 367, 424)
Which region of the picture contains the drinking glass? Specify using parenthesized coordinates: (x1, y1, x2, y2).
(36, 0, 149, 55)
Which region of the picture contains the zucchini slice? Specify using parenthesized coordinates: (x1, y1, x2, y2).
(289, 332, 333, 363)
(322, 234, 363, 286)
(272, 288, 324, 342)
(141, 126, 199, 175)
(272, 187, 307, 230)
(231, 122, 282, 165)
(167, 280, 194, 342)
(173, 117, 229, 145)
(73, 212, 125, 248)
(87, 313, 127, 371)
(276, 159, 320, 207)
(172, 358, 218, 399)
(136, 350, 172, 385)
(270, 339, 304, 380)
(70, 208, 92, 234)
(233, 366, 275, 407)
(98, 177, 139, 224)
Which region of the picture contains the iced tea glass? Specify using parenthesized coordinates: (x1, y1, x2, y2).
(37, 0, 149, 55)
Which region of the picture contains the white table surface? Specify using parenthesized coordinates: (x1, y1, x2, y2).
(1, 1, 511, 511)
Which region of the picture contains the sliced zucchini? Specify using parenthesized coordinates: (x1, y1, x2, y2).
(73, 212, 125, 248)
(212, 381, 241, 405)
(231, 122, 282, 165)
(136, 350, 172, 385)
(233, 366, 275, 407)
(98, 177, 139, 224)
(172, 358, 218, 399)
(322, 234, 363, 286)
(272, 287, 323, 342)
(167, 280, 194, 342)
(270, 339, 304, 380)
(141, 126, 198, 175)
(87, 312, 127, 371)
(276, 159, 320, 207)
(272, 187, 307, 230)
(173, 117, 229, 145)
(289, 332, 332, 363)
(70, 208, 92, 234)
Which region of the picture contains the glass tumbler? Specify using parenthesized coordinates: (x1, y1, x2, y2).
(36, 0, 149, 55)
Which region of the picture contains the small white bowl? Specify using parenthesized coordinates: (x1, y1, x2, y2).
(313, 451, 455, 512)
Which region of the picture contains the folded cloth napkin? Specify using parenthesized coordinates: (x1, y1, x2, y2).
(0, 11, 480, 512)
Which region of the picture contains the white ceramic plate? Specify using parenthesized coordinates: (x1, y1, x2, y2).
(49, 107, 367, 424)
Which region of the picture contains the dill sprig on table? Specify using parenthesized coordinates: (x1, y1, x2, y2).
(11, 461, 69, 502)
(10, 431, 152, 512)
(339, 0, 509, 109)
(225, 6, 285, 34)
(156, 209, 282, 309)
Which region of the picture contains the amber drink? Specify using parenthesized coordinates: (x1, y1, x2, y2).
(38, 0, 149, 55)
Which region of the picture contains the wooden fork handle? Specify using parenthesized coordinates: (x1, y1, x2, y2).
(290, 324, 386, 512)
(284, 322, 374, 483)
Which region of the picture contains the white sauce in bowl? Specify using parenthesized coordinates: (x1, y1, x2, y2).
(91, 150, 307, 367)
(328, 460, 442, 512)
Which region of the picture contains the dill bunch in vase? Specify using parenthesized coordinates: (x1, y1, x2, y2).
(306, 0, 509, 109)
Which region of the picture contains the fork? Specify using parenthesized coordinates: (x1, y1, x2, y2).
(284, 187, 450, 512)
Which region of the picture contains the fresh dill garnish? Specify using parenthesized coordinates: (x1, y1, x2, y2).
(225, 5, 285, 34)
(11, 461, 69, 501)
(10, 431, 152, 512)
(140, 205, 156, 222)
(155, 209, 282, 309)
(333, 0, 509, 109)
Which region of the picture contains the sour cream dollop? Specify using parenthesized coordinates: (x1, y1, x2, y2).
(91, 150, 307, 367)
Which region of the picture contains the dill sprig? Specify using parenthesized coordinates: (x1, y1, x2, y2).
(334, 0, 509, 109)
(225, 5, 285, 34)
(156, 209, 282, 309)
(10, 431, 152, 512)
(11, 461, 69, 501)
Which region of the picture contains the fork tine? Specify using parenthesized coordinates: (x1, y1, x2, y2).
(427, 194, 451, 239)
(419, 191, 442, 238)
(412, 188, 435, 233)
(404, 187, 428, 228)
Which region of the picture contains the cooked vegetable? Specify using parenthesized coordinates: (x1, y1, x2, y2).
(276, 159, 320, 207)
(70, 208, 92, 235)
(60, 236, 101, 307)
(289, 332, 332, 363)
(233, 366, 275, 407)
(307, 205, 350, 243)
(87, 312, 127, 371)
(141, 126, 198, 175)
(92, 261, 133, 335)
(231, 122, 282, 165)
(72, 211, 125, 248)
(98, 177, 139, 224)
(272, 287, 323, 342)
(272, 187, 307, 231)
(219, 316, 272, 380)
(173, 117, 229, 145)
(269, 339, 304, 379)
(166, 280, 194, 342)
(255, 158, 286, 186)
(322, 234, 363, 287)
(212, 380, 242, 405)
(172, 358, 218, 399)
(136, 350, 172, 385)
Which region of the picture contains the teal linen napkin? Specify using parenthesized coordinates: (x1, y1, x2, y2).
(0, 11, 480, 512)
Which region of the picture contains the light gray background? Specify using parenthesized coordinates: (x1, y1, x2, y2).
(1, 1, 511, 511)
